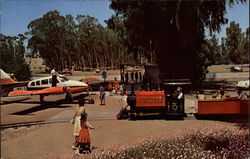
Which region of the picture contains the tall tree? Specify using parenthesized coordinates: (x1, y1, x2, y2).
(222, 22, 249, 64)
(0, 34, 31, 80)
(27, 10, 66, 70)
(206, 35, 222, 65)
(106, 15, 135, 64)
(110, 0, 247, 85)
(225, 21, 243, 63)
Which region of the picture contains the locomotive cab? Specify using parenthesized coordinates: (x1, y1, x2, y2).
(163, 79, 190, 118)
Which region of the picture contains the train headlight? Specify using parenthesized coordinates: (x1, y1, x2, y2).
(172, 103, 178, 111)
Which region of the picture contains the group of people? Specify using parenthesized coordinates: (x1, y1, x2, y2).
(108, 78, 127, 95)
(121, 71, 143, 84)
(99, 77, 127, 105)
(72, 97, 94, 155)
(215, 87, 248, 99)
(196, 87, 248, 99)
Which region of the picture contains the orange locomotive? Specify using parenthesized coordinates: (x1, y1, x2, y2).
(119, 64, 189, 119)
(127, 82, 188, 119)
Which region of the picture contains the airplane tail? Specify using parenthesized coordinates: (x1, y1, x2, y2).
(0, 69, 17, 85)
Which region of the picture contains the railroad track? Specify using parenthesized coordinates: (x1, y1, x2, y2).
(0, 118, 117, 130)
(1, 120, 67, 130)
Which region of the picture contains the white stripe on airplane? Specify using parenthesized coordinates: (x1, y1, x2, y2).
(28, 75, 87, 89)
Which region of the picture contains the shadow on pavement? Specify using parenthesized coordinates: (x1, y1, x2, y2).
(11, 99, 72, 115)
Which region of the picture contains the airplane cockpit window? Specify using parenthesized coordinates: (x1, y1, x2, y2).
(36, 81, 41, 85)
(59, 76, 69, 82)
(31, 82, 35, 86)
(41, 79, 49, 85)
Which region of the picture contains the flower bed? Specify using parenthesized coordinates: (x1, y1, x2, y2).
(82, 127, 249, 159)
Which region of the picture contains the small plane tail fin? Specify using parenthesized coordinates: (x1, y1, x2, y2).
(0, 69, 17, 85)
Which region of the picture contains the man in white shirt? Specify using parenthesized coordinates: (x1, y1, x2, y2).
(176, 87, 184, 113)
(51, 68, 57, 87)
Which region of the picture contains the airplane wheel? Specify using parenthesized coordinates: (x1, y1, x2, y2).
(65, 94, 73, 103)
(40, 95, 45, 106)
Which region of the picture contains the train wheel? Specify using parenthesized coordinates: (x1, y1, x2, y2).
(129, 110, 137, 120)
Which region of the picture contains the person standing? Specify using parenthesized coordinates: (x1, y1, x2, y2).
(237, 88, 248, 99)
(135, 72, 138, 83)
(215, 87, 225, 99)
(125, 72, 129, 84)
(51, 68, 57, 87)
(176, 87, 184, 113)
(72, 97, 86, 149)
(113, 77, 119, 94)
(139, 72, 143, 83)
(121, 72, 125, 84)
(131, 72, 134, 82)
(99, 85, 105, 105)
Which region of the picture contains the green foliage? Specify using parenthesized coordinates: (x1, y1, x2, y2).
(224, 21, 249, 64)
(0, 34, 31, 81)
(110, 0, 247, 86)
(201, 35, 222, 66)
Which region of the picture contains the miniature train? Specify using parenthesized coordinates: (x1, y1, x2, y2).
(125, 81, 188, 119)
(118, 64, 249, 120)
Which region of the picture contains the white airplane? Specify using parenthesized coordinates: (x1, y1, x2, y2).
(8, 74, 91, 104)
(27, 75, 87, 90)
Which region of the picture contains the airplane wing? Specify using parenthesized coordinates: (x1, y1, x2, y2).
(8, 86, 88, 97)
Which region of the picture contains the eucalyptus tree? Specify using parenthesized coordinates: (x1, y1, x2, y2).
(106, 14, 136, 64)
(224, 22, 249, 64)
(0, 34, 31, 80)
(62, 14, 77, 69)
(27, 10, 70, 70)
(206, 35, 222, 65)
(76, 15, 100, 69)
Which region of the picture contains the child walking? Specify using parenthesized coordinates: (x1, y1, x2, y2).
(75, 113, 95, 155)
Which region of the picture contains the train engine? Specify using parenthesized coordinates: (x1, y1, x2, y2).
(127, 81, 188, 119)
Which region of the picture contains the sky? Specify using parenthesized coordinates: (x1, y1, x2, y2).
(1, 0, 249, 41)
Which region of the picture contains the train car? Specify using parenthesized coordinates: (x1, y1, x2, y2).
(196, 97, 249, 117)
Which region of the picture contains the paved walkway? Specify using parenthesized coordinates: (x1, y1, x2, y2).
(47, 95, 197, 123)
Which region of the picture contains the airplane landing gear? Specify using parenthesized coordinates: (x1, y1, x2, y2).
(40, 95, 45, 106)
(65, 91, 73, 103)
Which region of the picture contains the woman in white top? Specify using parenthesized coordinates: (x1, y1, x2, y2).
(72, 97, 86, 149)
